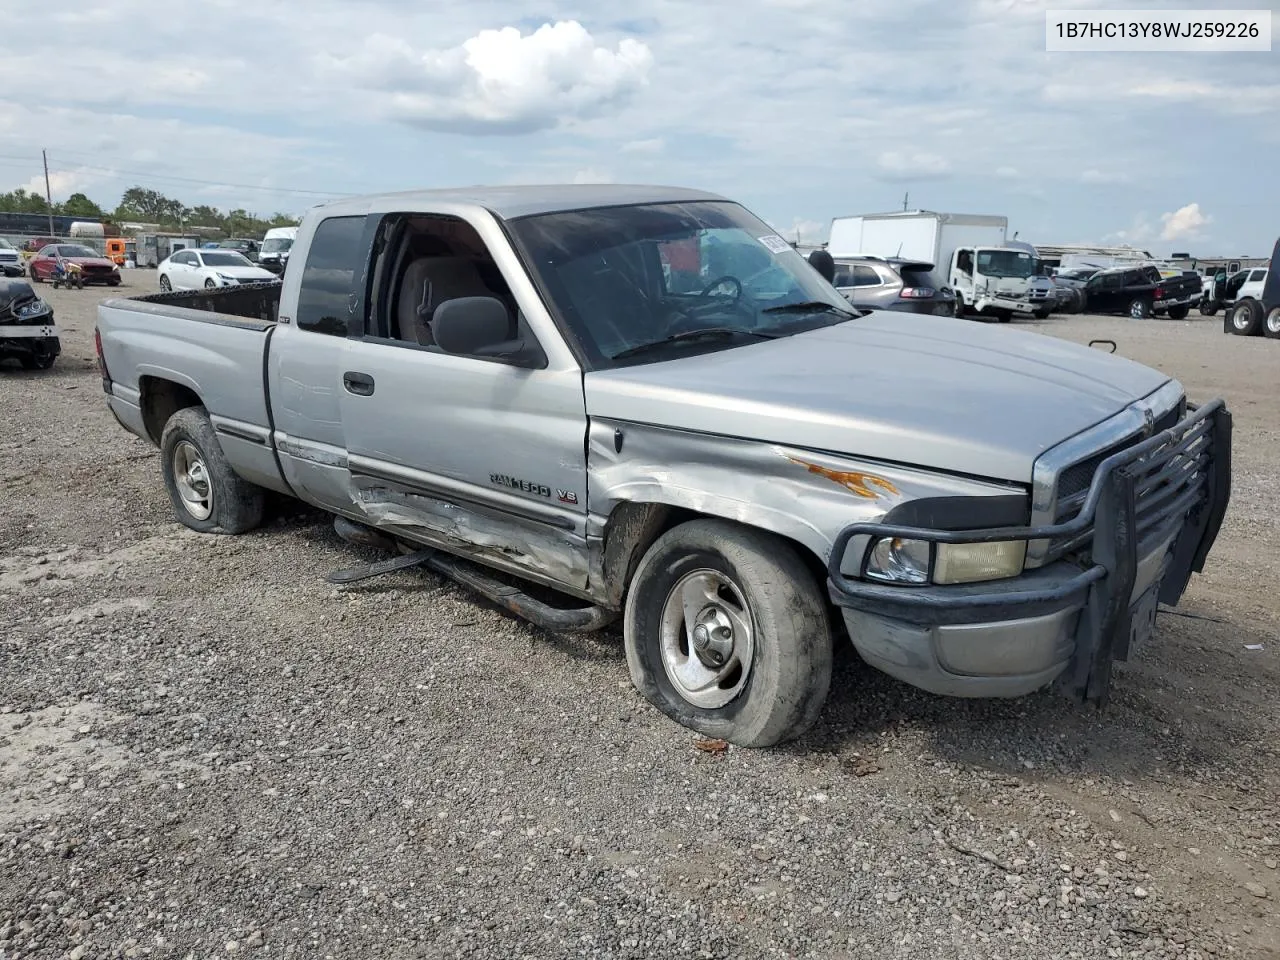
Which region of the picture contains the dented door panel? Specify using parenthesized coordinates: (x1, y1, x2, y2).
(338, 338, 590, 590)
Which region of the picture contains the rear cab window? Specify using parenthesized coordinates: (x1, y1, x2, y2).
(295, 216, 368, 336)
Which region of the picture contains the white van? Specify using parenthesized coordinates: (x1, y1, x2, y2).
(258, 226, 298, 275)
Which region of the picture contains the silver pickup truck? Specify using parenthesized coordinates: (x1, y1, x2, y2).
(96, 185, 1232, 748)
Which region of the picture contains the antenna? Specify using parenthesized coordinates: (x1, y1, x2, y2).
(896, 242, 903, 257)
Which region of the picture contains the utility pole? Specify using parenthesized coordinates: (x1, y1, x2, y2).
(902, 191, 909, 212)
(42, 149, 55, 236)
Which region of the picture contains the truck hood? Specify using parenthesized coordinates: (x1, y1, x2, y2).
(583, 313, 1172, 483)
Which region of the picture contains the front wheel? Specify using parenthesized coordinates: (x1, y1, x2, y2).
(158, 274, 172, 293)
(1229, 299, 1262, 336)
(1129, 298, 1151, 319)
(624, 519, 832, 748)
(204, 278, 217, 289)
(160, 406, 265, 534)
(1033, 309, 1051, 320)
(1199, 300, 1218, 317)
(1265, 306, 1280, 340)
(953, 295, 965, 319)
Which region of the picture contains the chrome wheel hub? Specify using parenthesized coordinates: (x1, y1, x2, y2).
(659, 569, 754, 709)
(172, 440, 213, 520)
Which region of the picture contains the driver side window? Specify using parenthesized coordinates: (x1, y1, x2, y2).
(368, 213, 535, 362)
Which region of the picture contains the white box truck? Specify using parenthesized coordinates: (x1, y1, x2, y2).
(827, 210, 1055, 320)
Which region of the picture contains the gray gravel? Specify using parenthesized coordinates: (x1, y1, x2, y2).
(1, 281, 1277, 958)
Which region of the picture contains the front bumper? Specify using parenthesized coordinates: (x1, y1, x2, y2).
(0, 262, 24, 277)
(826, 401, 1232, 704)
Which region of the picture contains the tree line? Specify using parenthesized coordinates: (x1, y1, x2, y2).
(0, 185, 299, 237)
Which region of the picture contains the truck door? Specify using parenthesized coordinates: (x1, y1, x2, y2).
(336, 211, 591, 592)
(267, 213, 375, 512)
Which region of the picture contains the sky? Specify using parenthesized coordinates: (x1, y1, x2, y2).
(2, 0, 1277, 256)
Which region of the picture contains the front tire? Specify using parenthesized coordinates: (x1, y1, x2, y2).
(953, 295, 965, 319)
(1229, 299, 1261, 336)
(1199, 300, 1218, 317)
(1033, 309, 1051, 320)
(623, 519, 832, 748)
(204, 278, 217, 289)
(159, 274, 172, 293)
(1129, 297, 1151, 319)
(160, 407, 265, 534)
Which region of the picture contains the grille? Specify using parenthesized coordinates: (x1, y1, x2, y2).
(1050, 403, 1186, 556)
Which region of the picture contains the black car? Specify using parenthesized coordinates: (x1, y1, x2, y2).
(1081, 264, 1201, 319)
(832, 256, 957, 316)
(0, 278, 59, 370)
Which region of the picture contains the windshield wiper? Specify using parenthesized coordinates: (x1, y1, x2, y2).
(610, 327, 777, 361)
(761, 300, 857, 318)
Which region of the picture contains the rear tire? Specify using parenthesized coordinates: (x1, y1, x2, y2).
(1265, 307, 1280, 340)
(19, 352, 56, 371)
(160, 406, 265, 535)
(1033, 309, 1051, 320)
(623, 519, 832, 748)
(1229, 299, 1262, 336)
(1166, 304, 1189, 320)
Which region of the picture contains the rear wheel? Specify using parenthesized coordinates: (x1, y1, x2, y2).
(19, 352, 56, 371)
(160, 406, 265, 534)
(1129, 298, 1151, 320)
(624, 519, 832, 748)
(1229, 299, 1262, 336)
(1033, 309, 1051, 320)
(1166, 304, 1189, 320)
(1265, 307, 1280, 339)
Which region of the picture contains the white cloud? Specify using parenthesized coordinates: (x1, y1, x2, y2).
(875, 151, 951, 181)
(322, 21, 653, 134)
(995, 166, 1022, 179)
(21, 168, 103, 201)
(1160, 203, 1210, 242)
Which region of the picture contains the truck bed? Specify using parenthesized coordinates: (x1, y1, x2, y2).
(96, 282, 287, 494)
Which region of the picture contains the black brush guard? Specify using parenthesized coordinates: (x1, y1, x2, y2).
(826, 400, 1232, 706)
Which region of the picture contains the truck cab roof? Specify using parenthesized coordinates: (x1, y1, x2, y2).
(310, 184, 730, 221)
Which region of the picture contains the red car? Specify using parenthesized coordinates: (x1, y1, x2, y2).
(28, 243, 121, 286)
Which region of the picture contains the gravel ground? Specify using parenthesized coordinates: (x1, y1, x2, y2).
(1, 279, 1277, 960)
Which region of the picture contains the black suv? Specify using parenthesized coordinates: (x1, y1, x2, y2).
(832, 256, 957, 316)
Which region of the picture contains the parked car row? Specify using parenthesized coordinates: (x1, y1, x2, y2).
(157, 248, 280, 292)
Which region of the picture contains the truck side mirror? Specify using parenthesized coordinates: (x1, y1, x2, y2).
(432, 297, 546, 368)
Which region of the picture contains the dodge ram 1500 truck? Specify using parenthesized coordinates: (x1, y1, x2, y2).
(95, 185, 1232, 748)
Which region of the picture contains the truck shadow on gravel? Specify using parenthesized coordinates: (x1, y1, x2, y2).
(805, 610, 1275, 786)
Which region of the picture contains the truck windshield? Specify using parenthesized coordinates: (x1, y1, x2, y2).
(976, 250, 1035, 279)
(261, 238, 293, 254)
(507, 200, 856, 369)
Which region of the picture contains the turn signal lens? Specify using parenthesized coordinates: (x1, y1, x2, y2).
(933, 541, 1026, 585)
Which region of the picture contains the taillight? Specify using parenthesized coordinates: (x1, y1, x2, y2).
(1154, 285, 1164, 299)
(899, 287, 934, 299)
(94, 327, 110, 384)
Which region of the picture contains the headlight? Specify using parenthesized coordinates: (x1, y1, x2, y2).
(864, 537, 1026, 585)
(217, 273, 236, 283)
(934, 541, 1026, 584)
(865, 537, 931, 584)
(16, 299, 51, 319)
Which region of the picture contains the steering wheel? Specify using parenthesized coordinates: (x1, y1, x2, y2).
(663, 274, 753, 336)
(699, 275, 743, 301)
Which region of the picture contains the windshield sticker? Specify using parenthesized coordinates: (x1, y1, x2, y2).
(757, 234, 792, 255)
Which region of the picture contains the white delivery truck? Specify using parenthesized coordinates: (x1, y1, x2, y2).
(827, 210, 1055, 321)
